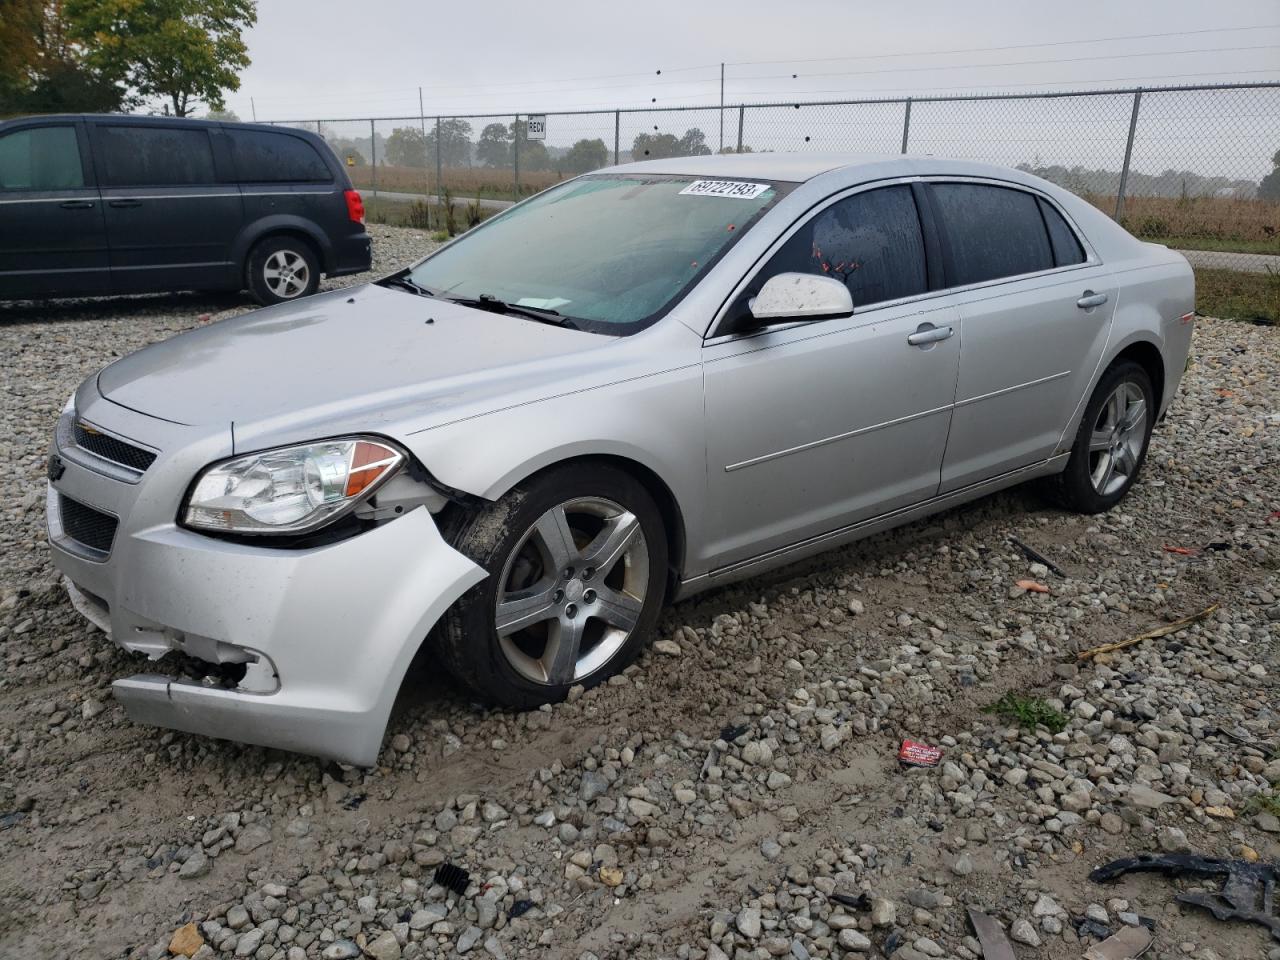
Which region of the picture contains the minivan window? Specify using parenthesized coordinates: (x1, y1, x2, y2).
(931, 183, 1054, 286)
(97, 125, 216, 187)
(230, 130, 331, 183)
(747, 184, 928, 310)
(0, 126, 84, 190)
(1038, 197, 1086, 267)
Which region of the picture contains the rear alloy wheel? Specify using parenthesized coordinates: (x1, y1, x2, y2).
(1045, 360, 1155, 514)
(438, 464, 668, 707)
(247, 237, 320, 305)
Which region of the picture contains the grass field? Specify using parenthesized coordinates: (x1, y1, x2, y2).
(350, 165, 561, 200)
(1194, 267, 1278, 324)
(1089, 193, 1280, 255)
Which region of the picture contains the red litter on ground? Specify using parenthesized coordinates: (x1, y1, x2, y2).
(898, 740, 942, 767)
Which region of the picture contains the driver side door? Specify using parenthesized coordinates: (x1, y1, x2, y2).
(700, 182, 961, 569)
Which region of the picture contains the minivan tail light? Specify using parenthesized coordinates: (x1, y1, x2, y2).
(344, 189, 365, 225)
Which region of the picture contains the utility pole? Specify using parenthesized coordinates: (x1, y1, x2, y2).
(719, 63, 725, 153)
(419, 87, 431, 229)
(250, 97, 257, 121)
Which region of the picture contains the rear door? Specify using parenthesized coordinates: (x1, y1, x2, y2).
(90, 121, 243, 293)
(927, 180, 1117, 492)
(0, 121, 110, 298)
(225, 126, 341, 234)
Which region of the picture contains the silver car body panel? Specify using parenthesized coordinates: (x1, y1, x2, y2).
(47, 154, 1194, 764)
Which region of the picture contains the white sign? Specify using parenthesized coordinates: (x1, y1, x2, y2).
(679, 179, 770, 199)
(526, 115, 546, 140)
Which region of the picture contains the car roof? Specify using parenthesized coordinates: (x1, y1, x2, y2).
(0, 113, 316, 138)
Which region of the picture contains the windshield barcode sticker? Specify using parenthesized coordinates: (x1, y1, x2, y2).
(679, 180, 770, 199)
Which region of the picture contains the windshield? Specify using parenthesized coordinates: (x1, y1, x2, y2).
(405, 174, 786, 333)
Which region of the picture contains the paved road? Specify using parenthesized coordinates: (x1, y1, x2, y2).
(1176, 248, 1279, 274)
(364, 189, 515, 211)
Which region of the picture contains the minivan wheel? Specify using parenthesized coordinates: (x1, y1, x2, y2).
(247, 237, 320, 305)
(438, 464, 668, 708)
(1045, 360, 1155, 514)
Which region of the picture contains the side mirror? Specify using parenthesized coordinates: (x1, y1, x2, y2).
(748, 272, 853, 324)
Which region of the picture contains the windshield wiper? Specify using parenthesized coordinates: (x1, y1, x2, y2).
(446, 293, 579, 329)
(381, 275, 435, 297)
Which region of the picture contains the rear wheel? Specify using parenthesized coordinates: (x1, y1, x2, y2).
(247, 236, 320, 305)
(1045, 360, 1154, 513)
(438, 464, 668, 707)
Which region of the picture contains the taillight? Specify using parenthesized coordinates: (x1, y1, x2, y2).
(344, 189, 365, 225)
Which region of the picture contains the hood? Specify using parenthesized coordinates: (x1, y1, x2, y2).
(97, 284, 618, 432)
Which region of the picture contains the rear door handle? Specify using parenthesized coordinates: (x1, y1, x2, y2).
(108, 198, 142, 208)
(907, 324, 955, 347)
(59, 200, 95, 209)
(1077, 290, 1108, 309)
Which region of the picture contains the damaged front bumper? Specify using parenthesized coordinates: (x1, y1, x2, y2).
(49, 466, 484, 766)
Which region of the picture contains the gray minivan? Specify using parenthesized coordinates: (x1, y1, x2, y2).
(0, 114, 372, 304)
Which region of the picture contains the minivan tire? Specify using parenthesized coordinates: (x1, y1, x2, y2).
(437, 463, 668, 709)
(1044, 360, 1155, 514)
(247, 236, 321, 305)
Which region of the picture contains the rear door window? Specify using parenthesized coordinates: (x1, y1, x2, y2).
(1038, 197, 1086, 266)
(748, 184, 929, 310)
(228, 130, 332, 183)
(0, 126, 84, 190)
(97, 125, 216, 187)
(931, 182, 1054, 286)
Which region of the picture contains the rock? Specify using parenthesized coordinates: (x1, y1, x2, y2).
(1033, 895, 1064, 917)
(847, 599, 865, 615)
(364, 931, 401, 960)
(653, 639, 681, 655)
(951, 854, 974, 876)
(737, 905, 762, 939)
(870, 897, 897, 927)
(226, 905, 250, 930)
(390, 733, 411, 753)
(178, 850, 210, 879)
(1159, 825, 1192, 853)
(837, 929, 872, 951)
(410, 904, 448, 929)
(321, 942, 361, 960)
(760, 838, 782, 862)
(80, 698, 104, 720)
(234, 822, 271, 853)
(1010, 919, 1041, 947)
(1126, 784, 1176, 809)
(579, 771, 609, 802)
(234, 928, 264, 957)
(168, 922, 204, 958)
(457, 926, 484, 954)
(599, 866, 624, 887)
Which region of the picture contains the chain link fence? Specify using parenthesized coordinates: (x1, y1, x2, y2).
(270, 82, 1280, 318)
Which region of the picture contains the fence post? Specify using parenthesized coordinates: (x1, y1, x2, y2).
(900, 98, 912, 154)
(513, 115, 520, 200)
(1115, 88, 1143, 221)
(613, 111, 620, 165)
(737, 105, 744, 154)
(435, 116, 443, 212)
(369, 119, 377, 218)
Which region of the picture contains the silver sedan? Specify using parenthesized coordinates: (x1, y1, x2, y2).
(46, 154, 1194, 765)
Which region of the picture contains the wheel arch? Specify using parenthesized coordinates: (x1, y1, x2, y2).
(1110, 339, 1165, 415)
(234, 216, 334, 277)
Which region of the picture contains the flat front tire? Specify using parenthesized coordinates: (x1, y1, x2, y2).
(437, 464, 668, 708)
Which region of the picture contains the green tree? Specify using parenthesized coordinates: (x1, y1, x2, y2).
(385, 126, 428, 167)
(205, 107, 239, 121)
(560, 137, 608, 174)
(1259, 150, 1280, 202)
(632, 128, 713, 161)
(425, 118, 473, 167)
(67, 0, 256, 117)
(678, 128, 711, 156)
(476, 122, 510, 167)
(0, 1, 129, 115)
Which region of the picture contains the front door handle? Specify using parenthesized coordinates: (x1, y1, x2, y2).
(1077, 290, 1108, 309)
(59, 199, 95, 209)
(108, 198, 142, 208)
(907, 323, 954, 347)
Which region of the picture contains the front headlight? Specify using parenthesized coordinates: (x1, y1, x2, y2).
(183, 437, 404, 535)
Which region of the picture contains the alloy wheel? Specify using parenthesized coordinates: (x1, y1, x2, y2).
(263, 249, 310, 299)
(495, 496, 649, 686)
(1088, 380, 1147, 496)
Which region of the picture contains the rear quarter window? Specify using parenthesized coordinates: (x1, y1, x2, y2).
(1038, 197, 1087, 266)
(229, 130, 332, 183)
(97, 125, 216, 187)
(931, 182, 1054, 286)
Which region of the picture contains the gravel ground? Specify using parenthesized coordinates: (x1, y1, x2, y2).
(0, 226, 1278, 960)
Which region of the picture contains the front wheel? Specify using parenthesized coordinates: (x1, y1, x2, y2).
(1046, 360, 1155, 514)
(438, 464, 669, 707)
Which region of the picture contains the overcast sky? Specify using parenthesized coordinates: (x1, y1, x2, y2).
(223, 0, 1280, 122)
